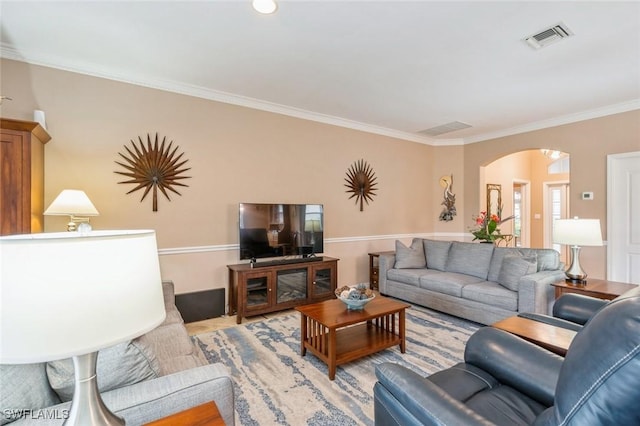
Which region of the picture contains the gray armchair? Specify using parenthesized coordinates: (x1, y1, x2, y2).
(373, 286, 640, 425)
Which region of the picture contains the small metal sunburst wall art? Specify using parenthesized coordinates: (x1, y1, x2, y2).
(344, 159, 378, 211)
(115, 133, 191, 212)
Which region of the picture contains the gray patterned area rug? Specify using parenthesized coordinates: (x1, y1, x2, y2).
(194, 304, 480, 426)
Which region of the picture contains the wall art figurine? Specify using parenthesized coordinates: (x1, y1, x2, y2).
(344, 159, 378, 211)
(439, 174, 457, 221)
(115, 133, 191, 212)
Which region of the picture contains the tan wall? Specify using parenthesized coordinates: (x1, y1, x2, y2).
(431, 145, 465, 235)
(464, 110, 640, 279)
(3, 58, 637, 298)
(1, 59, 438, 306)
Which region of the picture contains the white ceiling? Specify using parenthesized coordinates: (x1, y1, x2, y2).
(1, 1, 639, 145)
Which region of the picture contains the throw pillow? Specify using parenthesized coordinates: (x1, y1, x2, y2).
(394, 239, 426, 269)
(423, 239, 451, 271)
(46, 339, 160, 402)
(497, 255, 538, 291)
(0, 363, 61, 425)
(445, 241, 494, 280)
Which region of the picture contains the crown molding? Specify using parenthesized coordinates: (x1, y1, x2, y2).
(462, 99, 640, 144)
(3, 46, 637, 148)
(0, 46, 439, 145)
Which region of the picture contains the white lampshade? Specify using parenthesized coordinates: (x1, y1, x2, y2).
(553, 218, 603, 247)
(44, 189, 99, 216)
(0, 230, 165, 364)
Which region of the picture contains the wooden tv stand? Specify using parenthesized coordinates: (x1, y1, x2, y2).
(228, 257, 339, 324)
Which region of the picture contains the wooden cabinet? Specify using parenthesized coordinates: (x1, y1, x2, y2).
(228, 257, 339, 323)
(368, 251, 394, 291)
(0, 118, 51, 235)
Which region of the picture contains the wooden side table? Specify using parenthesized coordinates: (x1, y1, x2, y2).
(551, 279, 637, 301)
(368, 251, 394, 291)
(144, 401, 225, 426)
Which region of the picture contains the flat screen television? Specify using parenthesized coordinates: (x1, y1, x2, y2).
(239, 203, 323, 260)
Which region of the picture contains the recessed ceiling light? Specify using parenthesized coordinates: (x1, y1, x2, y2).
(253, 0, 277, 14)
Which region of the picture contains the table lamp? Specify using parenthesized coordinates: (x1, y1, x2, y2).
(553, 217, 603, 284)
(0, 230, 166, 425)
(44, 189, 99, 232)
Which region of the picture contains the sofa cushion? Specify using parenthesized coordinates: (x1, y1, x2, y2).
(423, 239, 451, 271)
(497, 255, 538, 291)
(394, 239, 426, 269)
(520, 248, 559, 271)
(487, 247, 513, 282)
(47, 339, 161, 402)
(387, 268, 438, 287)
(446, 242, 494, 280)
(136, 322, 206, 375)
(419, 272, 485, 297)
(0, 363, 61, 425)
(462, 282, 518, 311)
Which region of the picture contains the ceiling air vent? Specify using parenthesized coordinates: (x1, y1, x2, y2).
(525, 23, 573, 49)
(418, 121, 472, 137)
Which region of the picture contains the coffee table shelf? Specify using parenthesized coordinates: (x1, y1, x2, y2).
(296, 297, 410, 380)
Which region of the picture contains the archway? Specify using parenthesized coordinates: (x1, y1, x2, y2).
(480, 149, 570, 251)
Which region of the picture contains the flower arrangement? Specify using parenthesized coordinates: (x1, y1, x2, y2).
(470, 211, 512, 243)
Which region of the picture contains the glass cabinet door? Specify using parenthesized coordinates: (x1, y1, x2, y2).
(311, 266, 333, 299)
(246, 275, 269, 308)
(276, 268, 307, 304)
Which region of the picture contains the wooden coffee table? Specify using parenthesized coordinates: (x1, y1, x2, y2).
(295, 296, 410, 380)
(492, 316, 577, 356)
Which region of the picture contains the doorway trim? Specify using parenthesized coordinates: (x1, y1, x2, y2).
(607, 151, 640, 283)
(542, 180, 570, 249)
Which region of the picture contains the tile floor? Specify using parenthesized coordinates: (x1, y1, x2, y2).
(185, 309, 295, 336)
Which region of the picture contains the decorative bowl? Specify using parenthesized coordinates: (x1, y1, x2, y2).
(335, 285, 375, 310)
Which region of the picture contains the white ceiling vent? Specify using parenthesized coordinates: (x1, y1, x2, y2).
(418, 121, 472, 137)
(525, 23, 573, 49)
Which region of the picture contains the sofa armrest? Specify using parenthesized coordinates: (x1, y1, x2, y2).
(14, 364, 235, 426)
(378, 253, 396, 295)
(464, 327, 562, 406)
(374, 363, 493, 426)
(552, 293, 608, 325)
(107, 363, 235, 425)
(517, 269, 566, 314)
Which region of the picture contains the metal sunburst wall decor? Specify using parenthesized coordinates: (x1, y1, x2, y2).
(115, 133, 191, 212)
(344, 159, 378, 211)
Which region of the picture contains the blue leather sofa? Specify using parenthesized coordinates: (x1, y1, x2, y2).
(373, 286, 640, 425)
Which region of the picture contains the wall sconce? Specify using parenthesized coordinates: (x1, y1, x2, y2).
(44, 190, 99, 232)
(553, 217, 603, 284)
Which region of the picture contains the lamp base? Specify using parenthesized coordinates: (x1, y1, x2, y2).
(564, 245, 588, 286)
(565, 277, 587, 286)
(65, 352, 124, 426)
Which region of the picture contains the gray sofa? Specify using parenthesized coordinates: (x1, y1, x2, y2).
(379, 239, 566, 325)
(1, 281, 235, 425)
